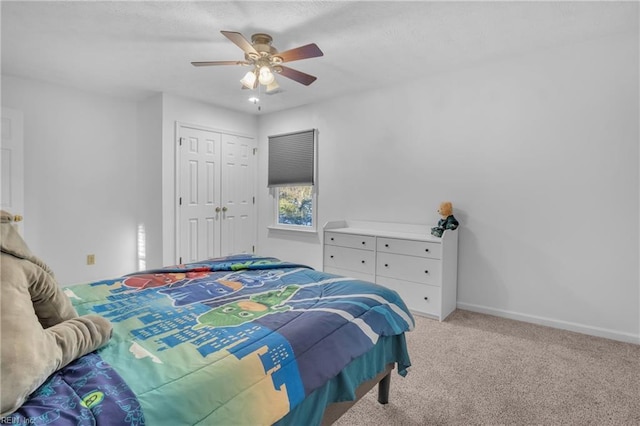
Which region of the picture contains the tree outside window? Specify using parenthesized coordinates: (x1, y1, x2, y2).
(277, 186, 313, 227)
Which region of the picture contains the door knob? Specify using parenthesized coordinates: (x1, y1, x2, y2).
(11, 214, 23, 222)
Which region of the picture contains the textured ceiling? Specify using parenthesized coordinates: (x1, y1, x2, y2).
(1, 1, 638, 115)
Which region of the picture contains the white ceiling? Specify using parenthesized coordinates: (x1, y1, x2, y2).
(2, 1, 638, 115)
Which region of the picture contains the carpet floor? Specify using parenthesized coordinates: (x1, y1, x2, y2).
(334, 310, 640, 425)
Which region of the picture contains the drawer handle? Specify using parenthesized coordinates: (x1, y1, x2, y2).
(384, 263, 389, 267)
(425, 248, 429, 252)
(424, 270, 429, 274)
(362, 241, 366, 245)
(424, 297, 429, 301)
(330, 255, 334, 258)
(385, 243, 389, 248)
(361, 260, 366, 264)
(331, 237, 334, 241)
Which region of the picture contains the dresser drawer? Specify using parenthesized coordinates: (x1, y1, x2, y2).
(325, 232, 375, 251)
(324, 245, 375, 275)
(376, 277, 441, 317)
(377, 237, 441, 259)
(376, 252, 441, 285)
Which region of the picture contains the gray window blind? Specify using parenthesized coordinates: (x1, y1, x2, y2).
(268, 129, 315, 187)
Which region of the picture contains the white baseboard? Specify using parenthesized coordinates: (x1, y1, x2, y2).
(456, 302, 640, 345)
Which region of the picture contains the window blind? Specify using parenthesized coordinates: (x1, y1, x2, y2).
(268, 129, 315, 187)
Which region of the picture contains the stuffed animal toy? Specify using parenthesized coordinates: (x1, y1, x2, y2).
(431, 201, 459, 238)
(1, 211, 113, 416)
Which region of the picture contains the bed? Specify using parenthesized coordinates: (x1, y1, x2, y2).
(8, 255, 414, 425)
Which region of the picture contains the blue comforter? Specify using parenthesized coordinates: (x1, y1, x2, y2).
(11, 255, 414, 425)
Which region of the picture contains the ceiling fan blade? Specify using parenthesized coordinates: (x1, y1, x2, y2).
(277, 66, 317, 86)
(191, 60, 248, 67)
(221, 30, 258, 56)
(275, 43, 324, 63)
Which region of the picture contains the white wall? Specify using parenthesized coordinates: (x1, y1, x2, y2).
(160, 93, 258, 265)
(257, 33, 640, 343)
(136, 93, 164, 270)
(2, 75, 139, 285)
(0, 81, 258, 283)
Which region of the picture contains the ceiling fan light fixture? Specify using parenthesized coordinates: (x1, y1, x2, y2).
(258, 66, 275, 85)
(266, 79, 280, 93)
(240, 70, 257, 89)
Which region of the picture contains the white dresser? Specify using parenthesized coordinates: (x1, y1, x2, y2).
(323, 220, 458, 321)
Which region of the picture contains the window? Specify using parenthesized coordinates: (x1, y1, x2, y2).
(268, 129, 317, 231)
(276, 185, 314, 227)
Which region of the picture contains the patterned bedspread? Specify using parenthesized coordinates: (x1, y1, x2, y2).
(29, 255, 414, 425)
(8, 353, 143, 425)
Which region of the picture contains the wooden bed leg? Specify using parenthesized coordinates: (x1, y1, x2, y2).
(377, 373, 391, 404)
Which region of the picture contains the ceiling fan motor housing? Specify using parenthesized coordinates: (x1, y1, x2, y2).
(247, 33, 279, 60)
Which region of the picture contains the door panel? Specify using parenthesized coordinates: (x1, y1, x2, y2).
(220, 134, 255, 256)
(1, 108, 24, 233)
(178, 126, 221, 263)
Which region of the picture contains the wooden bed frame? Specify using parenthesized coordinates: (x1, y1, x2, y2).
(321, 363, 394, 425)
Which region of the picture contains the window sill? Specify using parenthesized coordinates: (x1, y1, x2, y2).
(268, 225, 318, 235)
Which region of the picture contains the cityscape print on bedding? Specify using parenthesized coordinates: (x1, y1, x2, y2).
(63, 255, 414, 425)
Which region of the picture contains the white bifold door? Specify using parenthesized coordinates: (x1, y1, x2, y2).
(176, 123, 256, 264)
(1, 107, 24, 234)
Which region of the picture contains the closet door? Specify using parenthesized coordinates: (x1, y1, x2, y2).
(177, 125, 222, 264)
(176, 124, 256, 264)
(220, 134, 255, 256)
(1, 107, 24, 233)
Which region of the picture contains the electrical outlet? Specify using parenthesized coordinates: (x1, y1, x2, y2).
(87, 254, 95, 265)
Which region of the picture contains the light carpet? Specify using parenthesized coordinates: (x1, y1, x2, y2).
(334, 310, 640, 425)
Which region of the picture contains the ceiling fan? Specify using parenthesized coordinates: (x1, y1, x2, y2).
(191, 31, 324, 92)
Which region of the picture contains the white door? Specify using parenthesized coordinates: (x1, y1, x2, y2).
(177, 125, 222, 264)
(176, 124, 256, 263)
(1, 107, 24, 233)
(220, 134, 255, 255)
